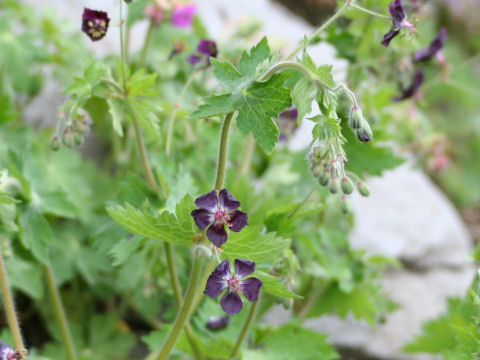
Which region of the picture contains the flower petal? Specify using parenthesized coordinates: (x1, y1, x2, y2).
(191, 209, 213, 230)
(206, 315, 229, 331)
(389, 0, 406, 28)
(82, 8, 110, 42)
(172, 3, 196, 28)
(381, 29, 400, 47)
(228, 210, 248, 232)
(415, 28, 447, 62)
(195, 190, 218, 211)
(218, 189, 241, 211)
(220, 291, 243, 315)
(240, 277, 263, 302)
(204, 260, 230, 298)
(234, 258, 255, 278)
(197, 39, 218, 58)
(207, 223, 228, 247)
(393, 70, 425, 101)
(188, 54, 202, 65)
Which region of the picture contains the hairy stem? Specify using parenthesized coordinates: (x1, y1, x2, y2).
(0, 251, 25, 352)
(260, 61, 318, 82)
(119, 1, 128, 93)
(156, 254, 204, 360)
(215, 113, 234, 190)
(350, 3, 391, 19)
(288, 186, 317, 219)
(230, 301, 258, 358)
(285, 0, 352, 60)
(139, 20, 155, 69)
(44, 264, 77, 360)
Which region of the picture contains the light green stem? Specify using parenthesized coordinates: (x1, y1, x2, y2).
(260, 61, 318, 82)
(156, 254, 204, 360)
(139, 20, 155, 68)
(239, 134, 255, 177)
(230, 301, 258, 358)
(288, 186, 317, 219)
(215, 113, 234, 190)
(285, 0, 352, 60)
(44, 264, 77, 360)
(351, 3, 391, 19)
(119, 1, 128, 93)
(0, 251, 25, 352)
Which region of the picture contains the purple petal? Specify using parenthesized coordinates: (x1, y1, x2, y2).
(389, 0, 406, 28)
(393, 70, 425, 101)
(415, 28, 447, 62)
(240, 277, 263, 302)
(0, 341, 18, 360)
(234, 258, 255, 278)
(188, 54, 202, 65)
(191, 209, 213, 230)
(218, 189, 240, 211)
(172, 4, 196, 28)
(204, 260, 230, 298)
(207, 223, 228, 246)
(197, 39, 218, 58)
(227, 210, 248, 232)
(206, 315, 229, 331)
(195, 190, 218, 211)
(381, 29, 400, 47)
(220, 291, 243, 315)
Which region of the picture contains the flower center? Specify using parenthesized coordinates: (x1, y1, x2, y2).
(214, 210, 229, 224)
(227, 276, 241, 292)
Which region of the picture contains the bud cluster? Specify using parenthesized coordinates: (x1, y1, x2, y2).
(309, 140, 370, 215)
(348, 106, 373, 143)
(50, 110, 92, 152)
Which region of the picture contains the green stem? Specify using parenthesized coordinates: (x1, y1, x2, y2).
(165, 73, 197, 157)
(139, 20, 155, 68)
(350, 3, 391, 19)
(239, 134, 255, 177)
(0, 251, 25, 352)
(285, 0, 352, 60)
(230, 301, 258, 358)
(298, 284, 325, 321)
(156, 254, 204, 360)
(119, 1, 128, 93)
(192, 257, 217, 312)
(287, 186, 317, 219)
(44, 264, 77, 360)
(215, 113, 234, 191)
(260, 61, 318, 82)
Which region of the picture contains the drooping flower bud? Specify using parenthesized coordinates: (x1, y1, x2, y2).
(50, 135, 61, 151)
(311, 164, 324, 178)
(348, 106, 363, 129)
(340, 195, 352, 214)
(74, 132, 84, 146)
(341, 176, 354, 194)
(357, 181, 370, 197)
(355, 121, 373, 143)
(328, 175, 340, 194)
(319, 168, 331, 186)
(62, 130, 75, 148)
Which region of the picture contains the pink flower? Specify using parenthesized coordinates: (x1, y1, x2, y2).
(145, 4, 164, 25)
(172, 3, 196, 28)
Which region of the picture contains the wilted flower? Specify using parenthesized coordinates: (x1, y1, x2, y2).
(172, 3, 196, 28)
(382, 0, 415, 47)
(415, 28, 447, 65)
(191, 189, 248, 247)
(145, 4, 164, 25)
(188, 39, 218, 65)
(82, 8, 110, 41)
(0, 342, 21, 360)
(393, 69, 425, 101)
(204, 259, 263, 315)
(206, 315, 229, 330)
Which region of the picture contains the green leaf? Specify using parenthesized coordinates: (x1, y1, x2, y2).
(291, 76, 317, 123)
(107, 98, 124, 137)
(19, 209, 53, 264)
(256, 271, 302, 299)
(301, 52, 336, 89)
(6, 256, 44, 299)
(106, 195, 197, 246)
(0, 203, 18, 232)
(39, 191, 79, 219)
(190, 94, 235, 119)
(108, 235, 143, 266)
(222, 225, 290, 263)
(211, 58, 242, 92)
(243, 323, 339, 360)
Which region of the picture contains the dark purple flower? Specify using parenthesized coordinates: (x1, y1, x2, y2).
(204, 259, 263, 315)
(382, 0, 414, 47)
(206, 315, 229, 330)
(82, 8, 110, 42)
(279, 107, 298, 122)
(191, 189, 248, 247)
(0, 342, 20, 360)
(172, 3, 196, 28)
(415, 28, 447, 63)
(187, 54, 202, 64)
(188, 39, 218, 66)
(393, 69, 425, 101)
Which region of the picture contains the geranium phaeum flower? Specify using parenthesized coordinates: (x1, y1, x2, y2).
(278, 106, 299, 142)
(382, 0, 414, 47)
(415, 28, 447, 64)
(172, 3, 196, 28)
(188, 39, 218, 65)
(191, 189, 247, 246)
(204, 259, 263, 315)
(393, 69, 425, 101)
(0, 342, 20, 360)
(206, 315, 229, 330)
(82, 8, 110, 42)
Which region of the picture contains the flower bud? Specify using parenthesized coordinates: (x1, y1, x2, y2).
(328, 175, 340, 194)
(355, 121, 373, 143)
(341, 176, 354, 194)
(75, 121, 90, 135)
(74, 132, 84, 146)
(311, 164, 324, 178)
(348, 106, 363, 129)
(50, 135, 61, 151)
(357, 181, 370, 197)
(62, 130, 74, 148)
(340, 195, 352, 214)
(319, 168, 330, 186)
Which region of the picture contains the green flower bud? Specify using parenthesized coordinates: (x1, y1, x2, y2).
(74, 132, 84, 146)
(50, 135, 61, 151)
(340, 195, 352, 215)
(357, 181, 370, 197)
(75, 121, 90, 135)
(319, 168, 331, 186)
(329, 175, 340, 194)
(312, 163, 325, 178)
(341, 176, 354, 194)
(348, 106, 363, 129)
(62, 130, 74, 148)
(356, 120, 373, 143)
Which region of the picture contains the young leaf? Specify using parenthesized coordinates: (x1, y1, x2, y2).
(256, 271, 302, 299)
(19, 208, 53, 264)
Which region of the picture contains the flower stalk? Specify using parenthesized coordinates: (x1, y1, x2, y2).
(230, 301, 258, 358)
(215, 112, 234, 191)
